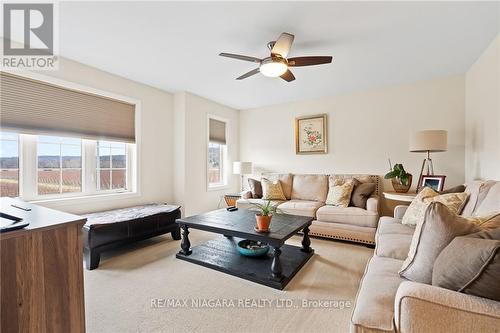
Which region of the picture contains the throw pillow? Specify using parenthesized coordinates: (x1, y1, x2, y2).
(467, 212, 500, 230)
(432, 229, 500, 301)
(350, 179, 376, 209)
(248, 178, 262, 199)
(402, 187, 469, 226)
(261, 178, 286, 201)
(325, 180, 354, 207)
(399, 202, 481, 284)
(439, 184, 466, 194)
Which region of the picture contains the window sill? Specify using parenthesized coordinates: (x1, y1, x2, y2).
(207, 184, 230, 192)
(29, 191, 140, 207)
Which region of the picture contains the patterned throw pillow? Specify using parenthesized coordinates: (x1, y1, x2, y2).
(325, 180, 355, 207)
(402, 187, 469, 226)
(261, 178, 286, 201)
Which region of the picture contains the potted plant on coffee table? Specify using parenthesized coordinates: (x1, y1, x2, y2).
(249, 200, 280, 232)
(384, 163, 412, 193)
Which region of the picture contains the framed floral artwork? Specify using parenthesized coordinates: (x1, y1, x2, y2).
(295, 114, 328, 154)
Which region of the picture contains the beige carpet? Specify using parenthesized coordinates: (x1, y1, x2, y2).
(84, 230, 373, 333)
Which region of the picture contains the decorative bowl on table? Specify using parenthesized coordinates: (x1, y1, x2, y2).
(237, 239, 270, 257)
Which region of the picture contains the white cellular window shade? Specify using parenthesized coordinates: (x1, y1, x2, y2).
(209, 118, 226, 145)
(0, 72, 136, 142)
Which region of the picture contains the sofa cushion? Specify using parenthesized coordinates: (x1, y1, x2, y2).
(462, 180, 497, 216)
(399, 202, 481, 284)
(277, 200, 324, 218)
(376, 216, 415, 236)
(375, 233, 414, 260)
(351, 256, 406, 333)
(432, 229, 500, 301)
(316, 205, 378, 228)
(235, 198, 285, 211)
(291, 174, 328, 202)
(261, 173, 293, 199)
(474, 181, 500, 216)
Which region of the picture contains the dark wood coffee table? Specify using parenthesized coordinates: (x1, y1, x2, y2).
(175, 209, 314, 290)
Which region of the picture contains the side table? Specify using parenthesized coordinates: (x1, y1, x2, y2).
(382, 191, 417, 203)
(224, 193, 241, 207)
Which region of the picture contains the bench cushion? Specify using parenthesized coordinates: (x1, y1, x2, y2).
(85, 204, 180, 227)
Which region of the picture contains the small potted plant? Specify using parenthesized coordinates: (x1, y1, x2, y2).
(249, 200, 280, 232)
(384, 162, 412, 193)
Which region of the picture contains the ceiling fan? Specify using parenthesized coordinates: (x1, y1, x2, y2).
(219, 32, 333, 82)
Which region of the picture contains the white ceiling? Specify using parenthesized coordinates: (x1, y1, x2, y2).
(58, 1, 499, 109)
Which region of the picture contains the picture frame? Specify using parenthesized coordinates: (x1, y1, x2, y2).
(295, 114, 328, 154)
(418, 175, 446, 192)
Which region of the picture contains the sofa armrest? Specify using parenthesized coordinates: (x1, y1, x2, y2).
(366, 196, 379, 213)
(394, 205, 409, 219)
(395, 281, 500, 333)
(240, 191, 253, 199)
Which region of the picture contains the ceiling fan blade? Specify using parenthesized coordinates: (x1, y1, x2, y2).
(280, 69, 295, 82)
(288, 56, 333, 67)
(219, 53, 261, 63)
(236, 68, 260, 80)
(271, 32, 295, 58)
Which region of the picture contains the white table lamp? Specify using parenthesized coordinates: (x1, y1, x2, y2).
(233, 162, 253, 192)
(410, 130, 447, 190)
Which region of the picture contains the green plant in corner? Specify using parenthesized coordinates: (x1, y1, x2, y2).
(384, 163, 410, 186)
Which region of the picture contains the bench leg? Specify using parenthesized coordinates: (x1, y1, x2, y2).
(84, 248, 101, 270)
(171, 227, 181, 240)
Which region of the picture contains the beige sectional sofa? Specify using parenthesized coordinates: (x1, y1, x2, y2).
(236, 173, 380, 245)
(351, 180, 500, 333)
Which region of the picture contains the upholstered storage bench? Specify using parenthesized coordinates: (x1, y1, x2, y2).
(83, 204, 181, 270)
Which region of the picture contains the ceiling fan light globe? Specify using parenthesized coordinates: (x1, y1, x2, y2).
(259, 61, 288, 77)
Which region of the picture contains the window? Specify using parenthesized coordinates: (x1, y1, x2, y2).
(37, 135, 82, 195)
(0, 133, 20, 197)
(0, 131, 135, 200)
(207, 117, 227, 189)
(208, 142, 224, 186)
(97, 141, 127, 191)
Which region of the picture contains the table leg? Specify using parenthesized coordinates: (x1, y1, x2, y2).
(271, 246, 283, 281)
(179, 224, 192, 255)
(301, 224, 312, 253)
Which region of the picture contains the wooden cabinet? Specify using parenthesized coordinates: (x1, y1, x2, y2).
(1, 198, 86, 333)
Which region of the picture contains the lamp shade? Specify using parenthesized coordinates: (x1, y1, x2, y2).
(233, 161, 253, 175)
(409, 130, 448, 152)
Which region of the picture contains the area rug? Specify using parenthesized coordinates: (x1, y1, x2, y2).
(84, 230, 373, 333)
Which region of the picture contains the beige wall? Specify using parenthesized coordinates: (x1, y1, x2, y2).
(465, 35, 500, 181)
(27, 57, 175, 214)
(174, 92, 240, 216)
(240, 76, 466, 215)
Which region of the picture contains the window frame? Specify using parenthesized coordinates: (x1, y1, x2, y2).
(15, 135, 136, 202)
(0, 71, 142, 205)
(206, 114, 229, 191)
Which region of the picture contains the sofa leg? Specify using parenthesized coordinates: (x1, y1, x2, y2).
(84, 248, 101, 270)
(171, 227, 181, 240)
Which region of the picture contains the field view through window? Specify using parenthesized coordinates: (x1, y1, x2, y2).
(0, 133, 19, 197)
(38, 135, 82, 195)
(97, 141, 127, 190)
